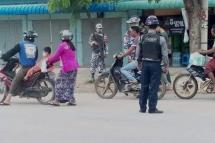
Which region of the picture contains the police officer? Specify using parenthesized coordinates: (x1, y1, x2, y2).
(138, 16, 169, 114)
(89, 23, 108, 82)
(0, 31, 38, 105)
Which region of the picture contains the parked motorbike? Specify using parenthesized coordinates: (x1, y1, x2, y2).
(173, 64, 214, 99)
(94, 55, 166, 99)
(0, 57, 55, 104)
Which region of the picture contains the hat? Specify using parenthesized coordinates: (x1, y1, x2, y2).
(96, 23, 103, 29)
(126, 17, 140, 26)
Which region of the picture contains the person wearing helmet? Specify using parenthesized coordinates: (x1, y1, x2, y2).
(47, 30, 79, 106)
(119, 26, 141, 86)
(138, 15, 169, 114)
(123, 17, 140, 62)
(89, 23, 108, 82)
(0, 31, 38, 105)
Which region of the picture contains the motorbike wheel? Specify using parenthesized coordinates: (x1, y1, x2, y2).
(173, 74, 198, 99)
(36, 78, 55, 104)
(0, 81, 8, 103)
(158, 80, 166, 100)
(95, 73, 118, 99)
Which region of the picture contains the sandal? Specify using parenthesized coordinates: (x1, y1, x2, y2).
(67, 102, 77, 106)
(48, 101, 60, 106)
(67, 100, 77, 106)
(0, 102, 10, 106)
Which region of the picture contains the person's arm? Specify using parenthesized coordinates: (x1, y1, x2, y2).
(137, 46, 143, 63)
(160, 36, 169, 68)
(199, 47, 215, 55)
(89, 33, 97, 47)
(1, 44, 20, 61)
(120, 46, 135, 58)
(48, 44, 64, 64)
(120, 38, 137, 58)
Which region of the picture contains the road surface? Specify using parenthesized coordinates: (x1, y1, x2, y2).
(1, 93, 215, 143)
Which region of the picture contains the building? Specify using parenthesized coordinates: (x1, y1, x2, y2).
(0, 0, 215, 67)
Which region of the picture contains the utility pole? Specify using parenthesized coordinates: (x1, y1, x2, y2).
(200, 0, 208, 50)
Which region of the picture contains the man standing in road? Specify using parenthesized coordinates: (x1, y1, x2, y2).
(138, 16, 169, 114)
(89, 23, 108, 82)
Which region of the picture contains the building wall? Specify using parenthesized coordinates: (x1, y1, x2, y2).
(0, 14, 71, 58)
(0, 20, 22, 53)
(0, 12, 127, 67)
(77, 12, 127, 66)
(81, 18, 122, 67)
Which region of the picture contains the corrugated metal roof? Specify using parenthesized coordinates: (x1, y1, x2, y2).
(116, 0, 215, 10)
(89, 3, 116, 12)
(0, 0, 214, 15)
(0, 0, 47, 5)
(0, 4, 48, 15)
(89, 0, 215, 12)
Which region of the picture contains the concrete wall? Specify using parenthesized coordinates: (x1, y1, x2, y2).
(78, 12, 127, 66)
(0, 12, 128, 66)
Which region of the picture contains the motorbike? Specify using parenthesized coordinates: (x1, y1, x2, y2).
(94, 55, 166, 99)
(173, 64, 214, 99)
(0, 57, 55, 104)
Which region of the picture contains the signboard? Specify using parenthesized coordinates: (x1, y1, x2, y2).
(168, 17, 185, 34)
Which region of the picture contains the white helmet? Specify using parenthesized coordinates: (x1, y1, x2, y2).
(60, 30, 73, 40)
(126, 16, 140, 27)
(96, 23, 103, 29)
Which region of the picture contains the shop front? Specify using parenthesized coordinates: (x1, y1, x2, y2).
(141, 10, 189, 67)
(162, 16, 189, 67)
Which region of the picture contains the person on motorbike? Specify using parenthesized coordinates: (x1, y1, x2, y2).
(119, 26, 141, 84)
(24, 47, 52, 80)
(123, 17, 140, 63)
(0, 31, 38, 105)
(199, 25, 215, 92)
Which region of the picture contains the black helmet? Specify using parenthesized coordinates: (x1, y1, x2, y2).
(23, 31, 38, 42)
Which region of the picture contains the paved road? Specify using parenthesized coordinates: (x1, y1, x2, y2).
(1, 93, 215, 143)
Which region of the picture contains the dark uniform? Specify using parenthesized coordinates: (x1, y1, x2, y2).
(138, 30, 168, 113)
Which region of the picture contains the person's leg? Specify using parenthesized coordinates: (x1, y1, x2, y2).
(205, 59, 215, 91)
(98, 55, 105, 73)
(50, 73, 65, 106)
(3, 67, 29, 104)
(139, 61, 150, 112)
(167, 72, 171, 84)
(68, 70, 78, 105)
(208, 72, 215, 91)
(148, 62, 162, 112)
(162, 72, 171, 90)
(90, 52, 99, 81)
(120, 61, 138, 82)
